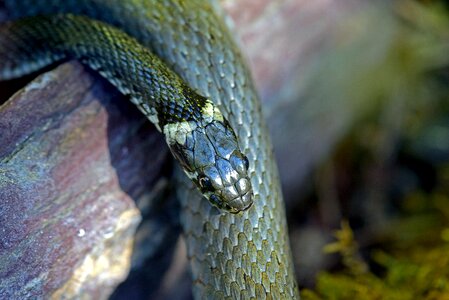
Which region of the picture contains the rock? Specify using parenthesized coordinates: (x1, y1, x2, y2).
(0, 62, 173, 299)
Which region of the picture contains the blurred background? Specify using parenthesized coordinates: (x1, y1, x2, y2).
(229, 0, 449, 298)
(2, 0, 449, 299)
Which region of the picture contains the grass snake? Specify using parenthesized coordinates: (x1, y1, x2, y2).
(0, 0, 299, 298)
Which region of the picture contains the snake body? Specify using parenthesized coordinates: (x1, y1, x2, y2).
(0, 14, 253, 213)
(1, 0, 299, 298)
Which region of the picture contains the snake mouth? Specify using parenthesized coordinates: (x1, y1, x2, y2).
(227, 192, 254, 214)
(228, 202, 253, 214)
(243, 200, 253, 211)
(209, 193, 253, 214)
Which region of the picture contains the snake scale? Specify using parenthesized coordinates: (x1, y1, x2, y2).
(0, 0, 299, 298)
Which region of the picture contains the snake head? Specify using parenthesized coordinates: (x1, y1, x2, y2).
(195, 148, 253, 213)
(163, 100, 253, 213)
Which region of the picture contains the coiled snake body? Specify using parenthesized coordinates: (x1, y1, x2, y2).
(1, 0, 299, 298)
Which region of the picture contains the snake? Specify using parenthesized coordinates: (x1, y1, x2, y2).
(0, 0, 299, 299)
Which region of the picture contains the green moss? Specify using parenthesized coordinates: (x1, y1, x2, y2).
(302, 229, 449, 299)
(301, 192, 449, 299)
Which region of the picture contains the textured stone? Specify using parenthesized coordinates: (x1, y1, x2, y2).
(0, 62, 172, 299)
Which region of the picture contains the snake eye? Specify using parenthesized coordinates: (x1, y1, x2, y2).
(198, 175, 213, 192)
(243, 156, 249, 170)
